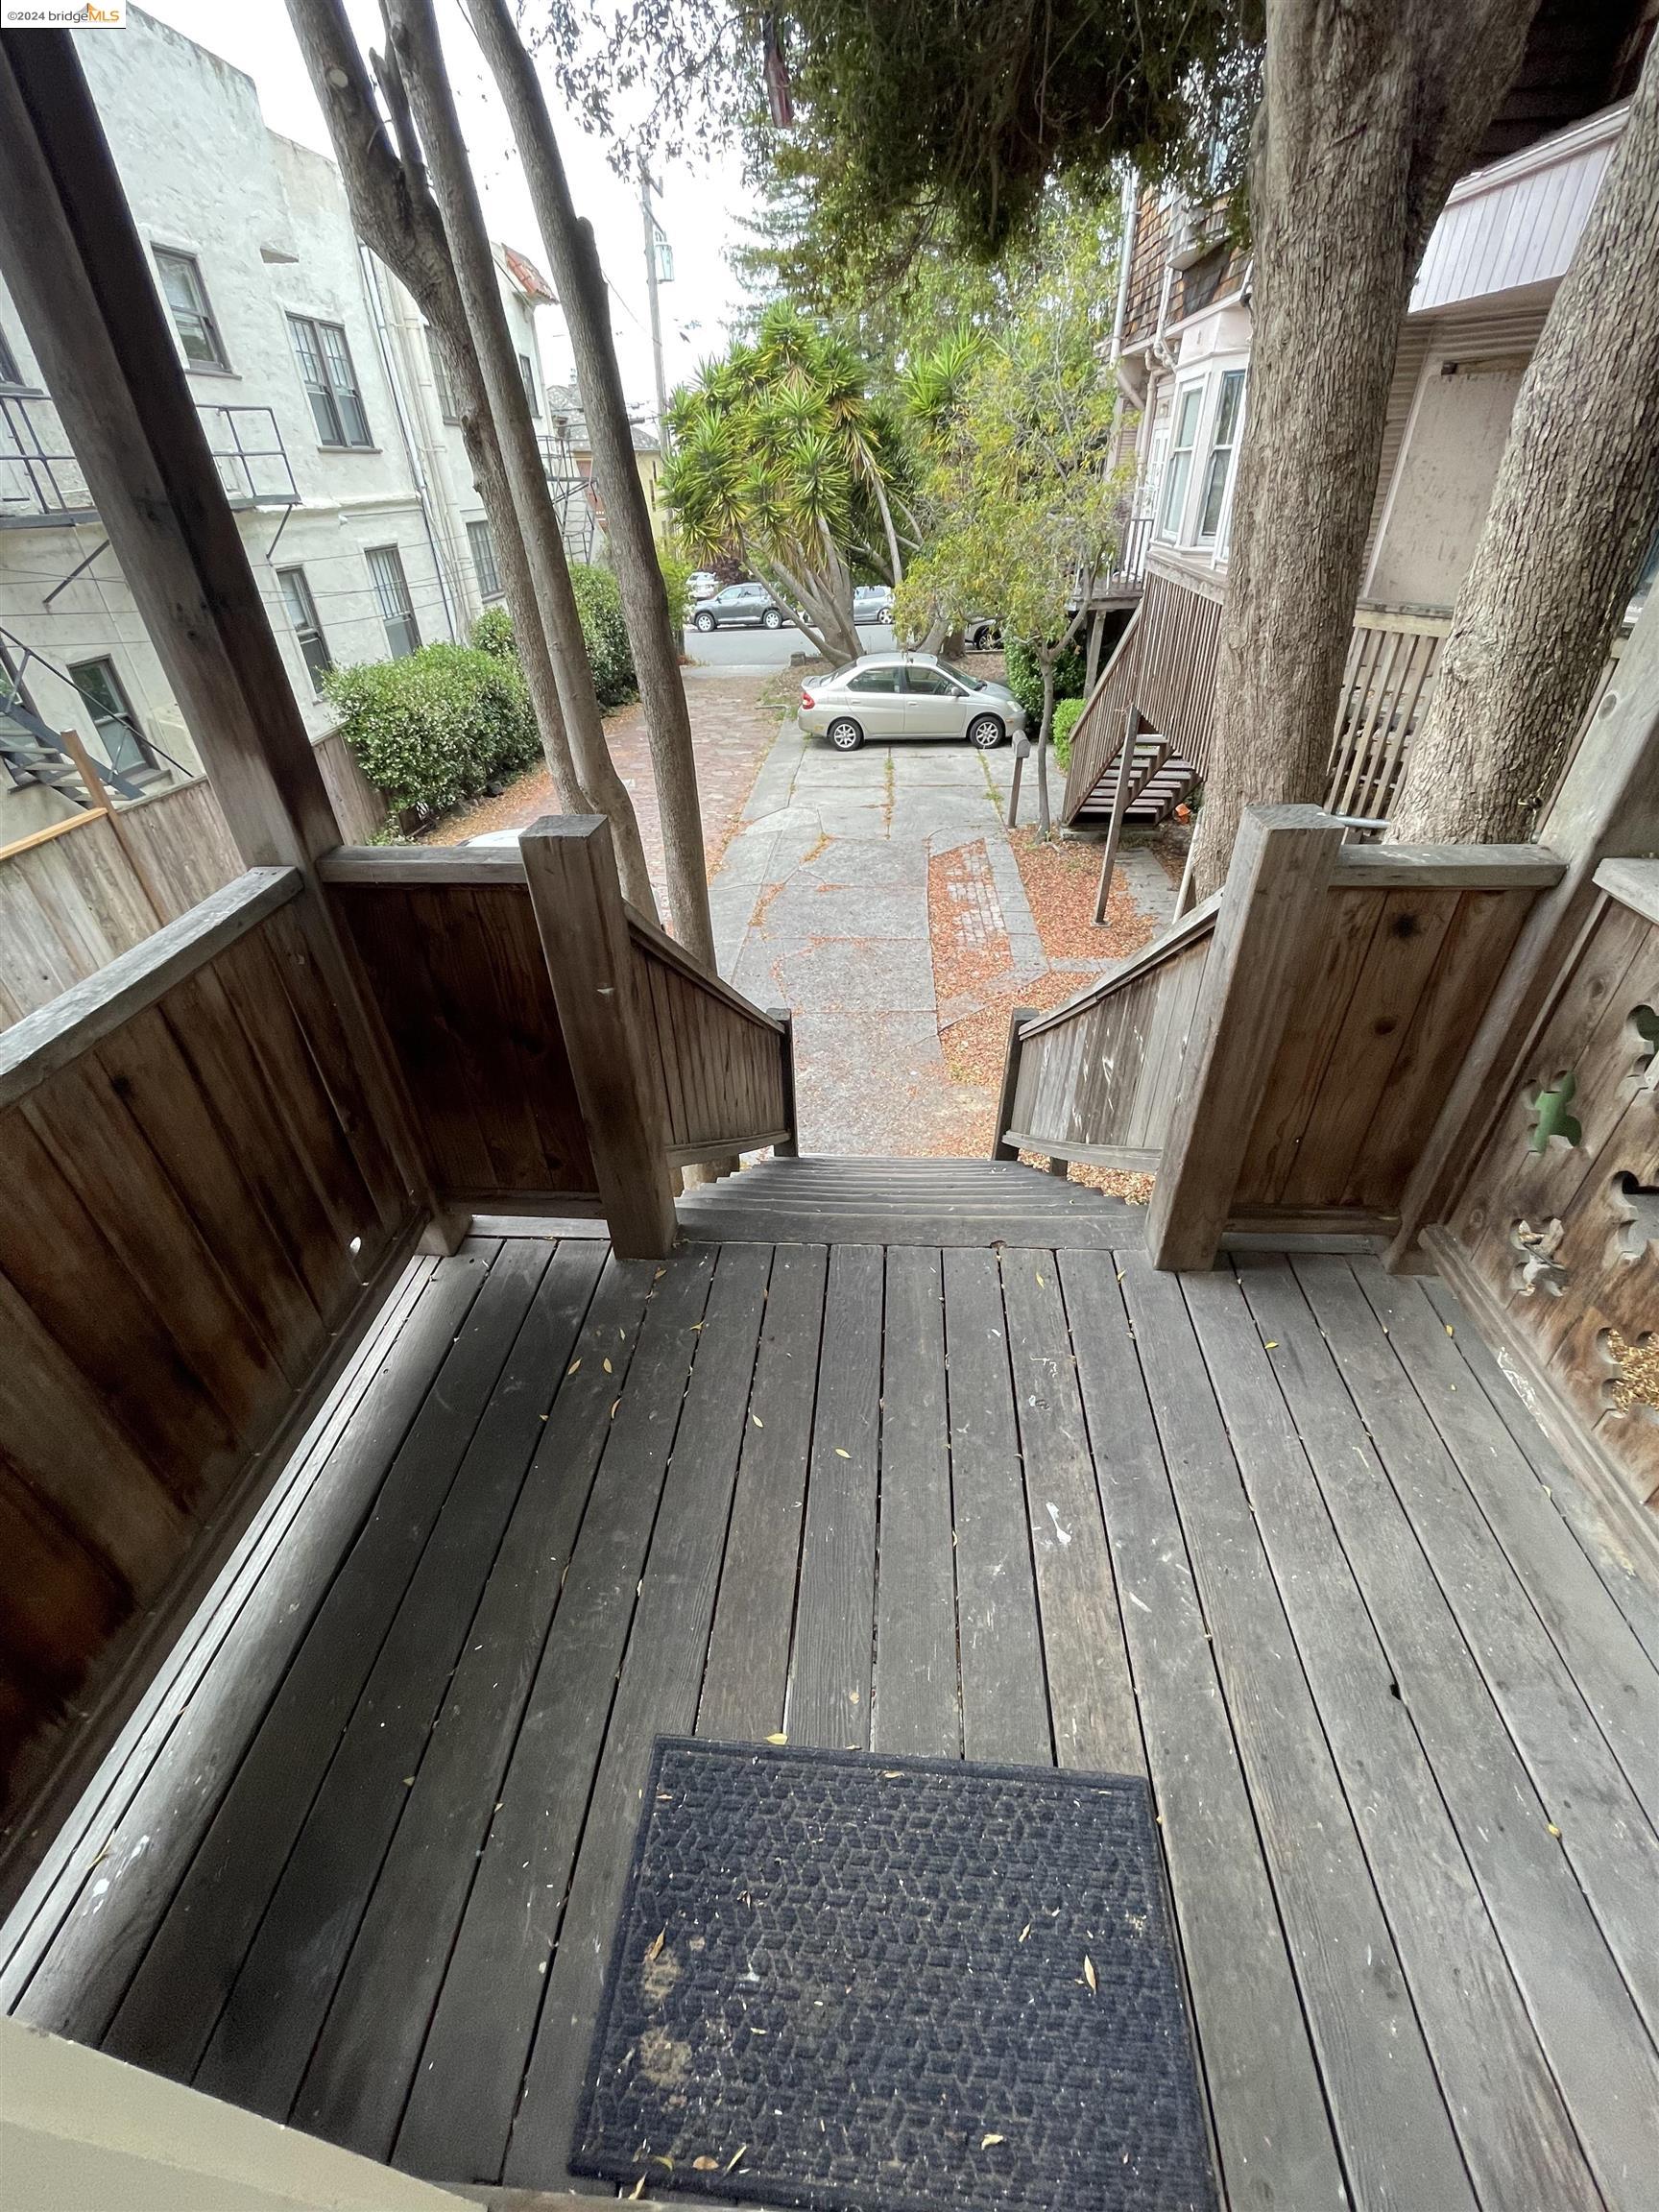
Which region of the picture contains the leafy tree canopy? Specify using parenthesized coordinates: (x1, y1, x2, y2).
(662, 304, 917, 661)
(536, 1, 1261, 266)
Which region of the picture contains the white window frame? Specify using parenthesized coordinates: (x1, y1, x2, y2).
(277, 566, 332, 694)
(289, 313, 373, 449)
(1157, 380, 1205, 542)
(367, 544, 421, 659)
(1194, 368, 1247, 546)
(153, 247, 230, 373)
(468, 517, 503, 601)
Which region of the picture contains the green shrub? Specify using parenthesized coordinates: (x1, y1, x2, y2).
(655, 539, 695, 630)
(470, 603, 516, 661)
(470, 565, 639, 707)
(1050, 693, 1086, 770)
(325, 642, 538, 819)
(569, 561, 637, 707)
(1004, 636, 1087, 724)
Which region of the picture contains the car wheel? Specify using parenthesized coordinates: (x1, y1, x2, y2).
(967, 713, 1005, 750)
(762, 607, 783, 630)
(827, 716, 865, 752)
(694, 611, 716, 632)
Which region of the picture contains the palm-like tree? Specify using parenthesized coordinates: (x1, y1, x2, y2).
(662, 305, 915, 661)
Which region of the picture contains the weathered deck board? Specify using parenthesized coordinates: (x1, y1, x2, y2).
(9, 1229, 1657, 2212)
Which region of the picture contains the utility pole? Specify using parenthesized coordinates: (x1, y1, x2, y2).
(638, 150, 671, 448)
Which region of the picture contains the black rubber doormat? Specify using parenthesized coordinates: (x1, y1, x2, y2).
(572, 1738, 1217, 2212)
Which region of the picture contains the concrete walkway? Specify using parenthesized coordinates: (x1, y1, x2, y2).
(712, 720, 1173, 1155)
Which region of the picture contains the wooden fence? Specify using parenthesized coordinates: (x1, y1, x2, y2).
(0, 730, 385, 1026)
(1426, 856, 1659, 1555)
(0, 868, 419, 1811)
(998, 810, 1564, 1262)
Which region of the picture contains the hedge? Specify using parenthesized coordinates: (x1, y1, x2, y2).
(469, 560, 641, 709)
(1004, 636, 1088, 724)
(1050, 693, 1086, 770)
(325, 641, 539, 819)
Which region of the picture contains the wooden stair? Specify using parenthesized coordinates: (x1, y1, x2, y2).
(676, 1155, 1141, 1248)
(1073, 729, 1199, 826)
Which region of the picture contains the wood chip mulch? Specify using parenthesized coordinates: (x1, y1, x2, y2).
(923, 827, 1164, 1196)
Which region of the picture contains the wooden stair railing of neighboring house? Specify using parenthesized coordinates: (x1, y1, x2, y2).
(997, 805, 1565, 1257)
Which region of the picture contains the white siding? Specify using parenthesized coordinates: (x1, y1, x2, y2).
(1410, 104, 1623, 314)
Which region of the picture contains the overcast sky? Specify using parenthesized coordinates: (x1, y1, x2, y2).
(140, 0, 751, 428)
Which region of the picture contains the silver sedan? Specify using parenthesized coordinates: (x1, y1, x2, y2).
(797, 653, 1025, 752)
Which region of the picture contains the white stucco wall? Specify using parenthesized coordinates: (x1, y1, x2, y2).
(0, 8, 479, 840)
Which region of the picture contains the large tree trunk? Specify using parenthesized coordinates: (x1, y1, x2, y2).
(467, 0, 717, 968)
(1388, 41, 1659, 845)
(1187, 0, 1540, 899)
(285, 0, 586, 818)
(384, 0, 656, 914)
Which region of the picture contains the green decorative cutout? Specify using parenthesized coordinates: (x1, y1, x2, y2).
(1526, 1070, 1581, 1154)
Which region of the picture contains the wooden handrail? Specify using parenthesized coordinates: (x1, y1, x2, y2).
(0, 865, 301, 1112)
(318, 842, 786, 1037)
(1017, 892, 1222, 1042)
(1331, 844, 1564, 890)
(1593, 855, 1659, 926)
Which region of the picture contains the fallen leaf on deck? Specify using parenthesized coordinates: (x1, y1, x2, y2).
(567, 1358, 581, 1374)
(693, 2154, 721, 2171)
(1083, 1954, 1097, 1993)
(630, 2176, 647, 2200)
(603, 1358, 613, 1373)
(767, 1732, 788, 1744)
(752, 1414, 764, 1427)
(834, 1447, 850, 1459)
(726, 2145, 749, 2174)
(980, 2133, 1006, 2149)
(644, 1929, 665, 1963)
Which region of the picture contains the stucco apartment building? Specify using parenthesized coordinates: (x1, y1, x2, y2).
(0, 7, 562, 840)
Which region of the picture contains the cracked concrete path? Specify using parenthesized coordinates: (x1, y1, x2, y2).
(712, 722, 1172, 1156)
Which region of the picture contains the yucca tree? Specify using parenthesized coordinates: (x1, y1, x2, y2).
(662, 305, 915, 663)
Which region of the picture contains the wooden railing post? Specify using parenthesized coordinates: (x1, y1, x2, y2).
(1145, 806, 1345, 1271)
(990, 1005, 1036, 1160)
(768, 1008, 800, 1156)
(520, 815, 678, 1259)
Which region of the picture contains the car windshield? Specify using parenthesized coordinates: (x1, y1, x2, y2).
(941, 661, 987, 691)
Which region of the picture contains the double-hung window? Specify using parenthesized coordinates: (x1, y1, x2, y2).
(289, 314, 373, 447)
(1157, 383, 1204, 541)
(468, 518, 503, 601)
(0, 324, 25, 389)
(517, 352, 541, 416)
(155, 249, 228, 372)
(68, 657, 155, 777)
(368, 545, 421, 659)
(1196, 370, 1246, 543)
(277, 567, 332, 693)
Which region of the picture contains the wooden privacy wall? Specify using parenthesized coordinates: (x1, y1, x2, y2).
(0, 733, 386, 1028)
(1233, 874, 1540, 1225)
(330, 876, 595, 1207)
(0, 870, 415, 1810)
(1003, 901, 1217, 1167)
(1428, 861, 1659, 1551)
(630, 912, 792, 1165)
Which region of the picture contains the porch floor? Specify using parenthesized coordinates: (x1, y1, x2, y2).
(5, 1226, 1658, 2209)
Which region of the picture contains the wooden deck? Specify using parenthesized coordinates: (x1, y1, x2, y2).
(4, 1222, 1658, 2211)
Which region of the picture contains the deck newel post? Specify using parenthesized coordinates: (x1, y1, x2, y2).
(1146, 805, 1345, 1271)
(0, 32, 462, 1254)
(520, 814, 679, 1259)
(767, 1008, 800, 1157)
(991, 1005, 1036, 1161)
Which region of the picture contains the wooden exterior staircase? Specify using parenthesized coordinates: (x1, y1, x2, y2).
(675, 1154, 1139, 1248)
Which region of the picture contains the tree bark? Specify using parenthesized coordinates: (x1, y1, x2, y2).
(284, 0, 587, 818)
(1388, 39, 1659, 845)
(1187, 0, 1540, 898)
(383, 0, 656, 914)
(466, 0, 716, 966)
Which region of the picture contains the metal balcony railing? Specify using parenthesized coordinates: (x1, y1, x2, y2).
(0, 393, 298, 523)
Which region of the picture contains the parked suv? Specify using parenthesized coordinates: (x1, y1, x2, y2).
(797, 654, 1024, 751)
(691, 582, 792, 631)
